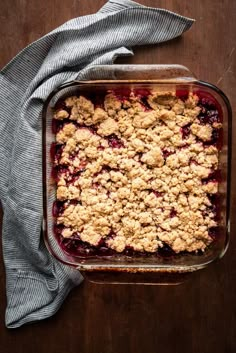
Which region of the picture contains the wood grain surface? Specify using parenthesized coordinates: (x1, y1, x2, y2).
(0, 1, 235, 352)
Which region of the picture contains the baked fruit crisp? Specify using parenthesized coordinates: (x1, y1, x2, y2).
(52, 88, 222, 257)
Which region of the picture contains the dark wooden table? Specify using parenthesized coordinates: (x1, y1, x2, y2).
(0, 0, 235, 352)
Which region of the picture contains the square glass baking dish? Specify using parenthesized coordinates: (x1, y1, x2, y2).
(42, 65, 232, 284)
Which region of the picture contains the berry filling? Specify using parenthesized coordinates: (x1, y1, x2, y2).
(202, 170, 221, 184)
(158, 243, 175, 257)
(175, 88, 189, 101)
(162, 149, 175, 159)
(107, 134, 124, 148)
(170, 208, 177, 218)
(53, 201, 66, 217)
(152, 191, 163, 197)
(113, 88, 131, 101)
(134, 89, 152, 111)
(181, 124, 191, 139)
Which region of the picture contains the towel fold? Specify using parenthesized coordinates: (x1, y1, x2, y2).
(0, 0, 194, 328)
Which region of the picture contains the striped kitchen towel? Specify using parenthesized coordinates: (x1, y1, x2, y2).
(0, 0, 194, 328)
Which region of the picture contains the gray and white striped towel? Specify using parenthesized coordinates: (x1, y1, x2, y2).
(0, 0, 194, 328)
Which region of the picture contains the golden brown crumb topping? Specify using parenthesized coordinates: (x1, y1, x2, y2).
(53, 89, 221, 254)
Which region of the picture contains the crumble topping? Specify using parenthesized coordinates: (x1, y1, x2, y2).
(52, 89, 222, 255)
(97, 117, 119, 136)
(54, 109, 69, 120)
(69, 96, 95, 125)
(141, 147, 164, 167)
(191, 123, 212, 141)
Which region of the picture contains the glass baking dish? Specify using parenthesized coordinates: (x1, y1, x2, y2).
(42, 65, 232, 285)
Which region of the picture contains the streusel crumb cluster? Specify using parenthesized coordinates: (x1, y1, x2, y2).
(53, 88, 222, 255)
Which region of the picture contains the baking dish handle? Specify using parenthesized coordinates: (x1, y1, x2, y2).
(78, 64, 197, 82)
(79, 270, 197, 285)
